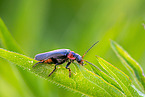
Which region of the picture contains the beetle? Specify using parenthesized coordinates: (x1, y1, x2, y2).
(33, 41, 99, 77)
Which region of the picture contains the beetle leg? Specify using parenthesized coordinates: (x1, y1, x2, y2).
(48, 63, 60, 77)
(33, 61, 44, 68)
(48, 65, 56, 77)
(48, 58, 66, 77)
(65, 62, 71, 77)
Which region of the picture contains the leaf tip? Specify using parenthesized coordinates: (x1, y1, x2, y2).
(95, 55, 100, 59)
(95, 55, 102, 61)
(110, 40, 116, 46)
(0, 17, 3, 24)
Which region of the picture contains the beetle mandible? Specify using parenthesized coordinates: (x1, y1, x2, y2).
(33, 41, 99, 77)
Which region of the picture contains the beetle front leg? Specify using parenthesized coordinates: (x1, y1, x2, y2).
(66, 62, 71, 77)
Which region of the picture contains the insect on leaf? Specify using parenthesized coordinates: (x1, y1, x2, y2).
(0, 48, 125, 97)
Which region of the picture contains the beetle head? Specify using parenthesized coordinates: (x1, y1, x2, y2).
(79, 60, 84, 66)
(75, 54, 83, 65)
(68, 41, 99, 66)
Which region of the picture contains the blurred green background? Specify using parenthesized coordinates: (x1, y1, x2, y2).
(0, 0, 145, 97)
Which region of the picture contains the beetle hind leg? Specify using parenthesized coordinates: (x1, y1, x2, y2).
(33, 61, 44, 68)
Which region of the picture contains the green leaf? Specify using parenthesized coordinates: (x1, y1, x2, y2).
(0, 18, 36, 97)
(86, 61, 123, 92)
(0, 18, 24, 54)
(96, 56, 140, 97)
(0, 48, 125, 97)
(111, 40, 145, 91)
(74, 63, 125, 97)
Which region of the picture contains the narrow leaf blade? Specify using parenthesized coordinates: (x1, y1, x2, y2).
(74, 63, 125, 97)
(0, 18, 24, 54)
(96, 56, 139, 97)
(111, 40, 145, 90)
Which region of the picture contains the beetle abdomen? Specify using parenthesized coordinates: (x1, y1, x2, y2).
(35, 49, 70, 61)
(44, 59, 53, 63)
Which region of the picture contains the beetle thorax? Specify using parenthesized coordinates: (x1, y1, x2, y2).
(67, 51, 83, 64)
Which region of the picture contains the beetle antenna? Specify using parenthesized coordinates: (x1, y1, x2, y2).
(82, 41, 99, 58)
(84, 60, 101, 71)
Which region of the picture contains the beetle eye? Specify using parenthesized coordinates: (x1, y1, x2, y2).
(79, 60, 84, 66)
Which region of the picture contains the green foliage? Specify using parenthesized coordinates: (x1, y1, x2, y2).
(111, 40, 145, 90)
(0, 18, 24, 54)
(0, 0, 145, 96)
(0, 48, 124, 96)
(0, 18, 145, 96)
(97, 56, 139, 96)
(111, 40, 145, 94)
